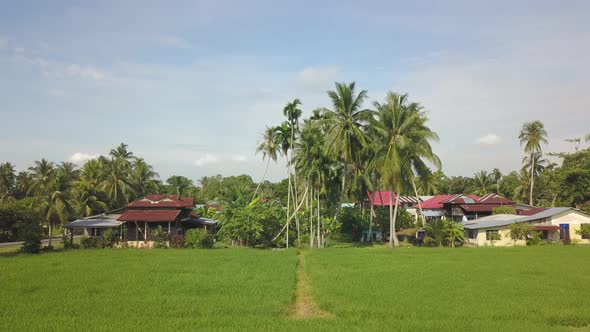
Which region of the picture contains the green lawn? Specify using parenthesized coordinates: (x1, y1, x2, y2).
(1, 246, 589, 331)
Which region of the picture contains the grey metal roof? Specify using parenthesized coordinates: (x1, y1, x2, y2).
(65, 218, 123, 228)
(423, 210, 442, 217)
(517, 207, 572, 222)
(462, 214, 526, 230)
(181, 217, 218, 225)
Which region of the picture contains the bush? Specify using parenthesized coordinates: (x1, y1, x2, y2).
(151, 226, 168, 249)
(81, 236, 100, 249)
(168, 234, 185, 248)
(527, 231, 544, 246)
(562, 238, 572, 245)
(185, 229, 214, 249)
(99, 228, 117, 248)
(20, 218, 42, 254)
(423, 236, 437, 247)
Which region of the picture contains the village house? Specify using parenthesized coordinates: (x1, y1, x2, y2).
(462, 207, 590, 247)
(65, 195, 216, 247)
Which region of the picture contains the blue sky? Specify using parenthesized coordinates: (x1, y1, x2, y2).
(1, 0, 589, 183)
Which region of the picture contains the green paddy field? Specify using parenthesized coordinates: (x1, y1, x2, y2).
(1, 246, 589, 331)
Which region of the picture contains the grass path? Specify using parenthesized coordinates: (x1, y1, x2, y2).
(290, 251, 331, 319)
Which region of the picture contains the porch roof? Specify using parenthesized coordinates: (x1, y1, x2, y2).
(65, 218, 123, 228)
(533, 225, 560, 231)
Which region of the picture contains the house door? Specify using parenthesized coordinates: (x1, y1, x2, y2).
(559, 224, 570, 240)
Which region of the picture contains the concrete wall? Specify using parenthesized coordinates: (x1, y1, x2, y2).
(549, 213, 590, 244)
(466, 227, 525, 247)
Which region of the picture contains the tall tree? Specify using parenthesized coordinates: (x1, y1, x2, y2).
(370, 92, 439, 248)
(0, 162, 16, 201)
(472, 170, 493, 195)
(28, 159, 56, 196)
(253, 126, 280, 200)
(320, 82, 371, 221)
(130, 158, 160, 197)
(518, 121, 548, 205)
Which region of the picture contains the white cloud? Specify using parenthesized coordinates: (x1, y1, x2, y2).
(296, 66, 339, 87)
(476, 134, 502, 146)
(194, 153, 219, 166)
(158, 35, 192, 49)
(231, 154, 248, 162)
(66, 64, 108, 81)
(69, 152, 98, 163)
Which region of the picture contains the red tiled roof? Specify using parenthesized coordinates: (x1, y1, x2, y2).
(518, 207, 548, 216)
(127, 195, 194, 208)
(117, 209, 181, 222)
(459, 204, 502, 212)
(412, 194, 456, 209)
(367, 191, 421, 206)
(477, 193, 513, 205)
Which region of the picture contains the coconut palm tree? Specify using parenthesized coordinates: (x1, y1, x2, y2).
(0, 162, 16, 201)
(100, 158, 135, 206)
(130, 158, 160, 198)
(518, 121, 548, 205)
(14, 171, 32, 199)
(521, 152, 548, 178)
(166, 175, 194, 198)
(491, 168, 502, 193)
(253, 126, 280, 200)
(80, 158, 105, 188)
(28, 159, 56, 196)
(472, 170, 494, 195)
(319, 82, 372, 221)
(109, 143, 135, 162)
(75, 181, 108, 217)
(35, 164, 78, 247)
(370, 92, 439, 248)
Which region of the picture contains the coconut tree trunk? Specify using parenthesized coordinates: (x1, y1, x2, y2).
(529, 152, 535, 205)
(411, 176, 426, 228)
(252, 158, 271, 201)
(309, 185, 314, 248)
(285, 165, 291, 249)
(388, 189, 394, 248)
(389, 186, 400, 248)
(368, 198, 374, 243)
(317, 190, 321, 248)
(47, 220, 52, 247)
(334, 166, 347, 221)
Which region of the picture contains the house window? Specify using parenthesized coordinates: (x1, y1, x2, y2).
(486, 230, 500, 241)
(559, 224, 570, 240)
(467, 229, 477, 239)
(90, 228, 103, 237)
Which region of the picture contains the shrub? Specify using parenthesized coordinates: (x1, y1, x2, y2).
(81, 236, 100, 249)
(151, 226, 168, 249)
(509, 223, 532, 242)
(423, 236, 437, 247)
(576, 224, 590, 239)
(168, 234, 185, 248)
(527, 231, 544, 246)
(185, 229, 213, 249)
(99, 228, 117, 248)
(493, 206, 516, 215)
(562, 238, 572, 245)
(20, 218, 42, 254)
(200, 233, 215, 249)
